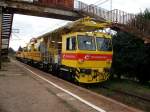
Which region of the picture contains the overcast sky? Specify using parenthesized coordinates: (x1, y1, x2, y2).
(10, 0, 150, 50)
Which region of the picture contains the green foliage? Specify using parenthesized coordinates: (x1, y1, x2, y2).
(133, 9, 150, 34)
(8, 47, 15, 54)
(111, 9, 150, 83)
(143, 9, 150, 19)
(18, 46, 23, 51)
(111, 31, 150, 83)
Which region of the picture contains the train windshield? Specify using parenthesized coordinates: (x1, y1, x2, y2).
(96, 37, 112, 51)
(78, 35, 96, 50)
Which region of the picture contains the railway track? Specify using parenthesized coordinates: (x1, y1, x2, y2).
(100, 85, 150, 102)
(83, 84, 150, 111)
(57, 74, 150, 104)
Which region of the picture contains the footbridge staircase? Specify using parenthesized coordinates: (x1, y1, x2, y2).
(0, 8, 13, 68)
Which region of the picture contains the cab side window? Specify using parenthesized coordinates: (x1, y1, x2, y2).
(66, 37, 76, 50)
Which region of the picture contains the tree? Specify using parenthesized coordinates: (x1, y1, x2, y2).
(18, 46, 23, 51)
(8, 47, 15, 54)
(111, 9, 150, 83)
(111, 31, 150, 83)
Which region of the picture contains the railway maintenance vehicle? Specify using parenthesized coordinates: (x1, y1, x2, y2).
(16, 17, 113, 84)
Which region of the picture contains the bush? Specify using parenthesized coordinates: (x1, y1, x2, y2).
(111, 31, 150, 83)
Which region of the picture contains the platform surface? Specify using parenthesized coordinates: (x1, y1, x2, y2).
(0, 59, 143, 112)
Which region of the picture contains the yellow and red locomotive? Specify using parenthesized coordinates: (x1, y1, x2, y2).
(16, 17, 113, 84)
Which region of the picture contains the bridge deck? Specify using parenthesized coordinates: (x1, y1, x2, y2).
(0, 0, 80, 20)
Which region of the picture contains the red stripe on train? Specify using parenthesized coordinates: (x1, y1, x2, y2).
(62, 53, 112, 61)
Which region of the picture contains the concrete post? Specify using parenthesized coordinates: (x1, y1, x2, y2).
(0, 7, 2, 69)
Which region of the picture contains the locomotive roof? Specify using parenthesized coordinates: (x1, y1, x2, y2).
(36, 17, 110, 40)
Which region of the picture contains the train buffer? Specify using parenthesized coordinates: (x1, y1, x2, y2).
(0, 59, 143, 112)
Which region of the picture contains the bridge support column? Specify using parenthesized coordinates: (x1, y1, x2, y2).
(0, 7, 2, 69)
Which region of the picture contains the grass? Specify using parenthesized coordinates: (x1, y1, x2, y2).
(103, 79, 150, 97)
(89, 78, 150, 112)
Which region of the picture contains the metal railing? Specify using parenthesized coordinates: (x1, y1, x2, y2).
(74, 0, 135, 25)
(74, 0, 150, 40)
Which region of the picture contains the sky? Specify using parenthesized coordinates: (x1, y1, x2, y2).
(10, 0, 150, 50)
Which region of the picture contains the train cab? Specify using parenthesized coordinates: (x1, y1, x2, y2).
(61, 32, 113, 83)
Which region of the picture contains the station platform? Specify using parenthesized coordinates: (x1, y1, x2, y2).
(0, 59, 142, 112)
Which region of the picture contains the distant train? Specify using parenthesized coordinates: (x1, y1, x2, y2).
(16, 17, 113, 84)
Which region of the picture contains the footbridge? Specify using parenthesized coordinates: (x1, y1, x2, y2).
(0, 0, 149, 68)
(74, 1, 150, 41)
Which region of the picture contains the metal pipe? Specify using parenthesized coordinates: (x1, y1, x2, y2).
(0, 7, 2, 69)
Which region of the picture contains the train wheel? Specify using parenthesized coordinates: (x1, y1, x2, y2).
(47, 64, 52, 73)
(74, 78, 80, 85)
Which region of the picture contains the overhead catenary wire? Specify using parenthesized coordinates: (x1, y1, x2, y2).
(92, 0, 106, 5)
(10, 33, 29, 50)
(11, 33, 27, 44)
(29, 20, 70, 38)
(78, 0, 112, 13)
(96, 0, 110, 6)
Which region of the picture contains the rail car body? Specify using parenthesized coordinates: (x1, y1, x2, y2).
(16, 17, 113, 84)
